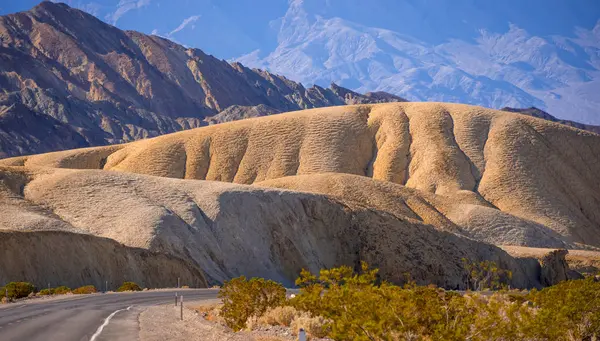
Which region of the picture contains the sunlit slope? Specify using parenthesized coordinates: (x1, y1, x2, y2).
(4, 102, 599, 248)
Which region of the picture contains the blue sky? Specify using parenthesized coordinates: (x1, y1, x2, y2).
(1, 0, 599, 60)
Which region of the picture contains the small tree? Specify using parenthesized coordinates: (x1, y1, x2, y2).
(462, 258, 512, 290)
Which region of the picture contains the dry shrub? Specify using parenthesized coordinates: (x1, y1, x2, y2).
(53, 286, 71, 295)
(117, 282, 142, 292)
(194, 303, 224, 324)
(290, 313, 329, 338)
(257, 306, 299, 327)
(72, 285, 97, 294)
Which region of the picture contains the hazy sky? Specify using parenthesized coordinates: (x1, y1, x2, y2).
(2, 0, 599, 59)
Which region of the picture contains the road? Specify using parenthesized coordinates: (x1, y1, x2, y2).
(0, 289, 219, 341)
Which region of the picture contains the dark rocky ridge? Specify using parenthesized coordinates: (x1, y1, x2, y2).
(502, 107, 600, 135)
(0, 1, 406, 158)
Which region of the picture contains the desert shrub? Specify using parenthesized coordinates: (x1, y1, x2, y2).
(72, 285, 97, 294)
(290, 313, 329, 338)
(117, 282, 142, 292)
(0, 282, 36, 299)
(53, 286, 71, 295)
(37, 286, 71, 296)
(292, 262, 540, 341)
(38, 288, 53, 296)
(194, 303, 224, 324)
(521, 277, 600, 340)
(462, 258, 512, 290)
(218, 276, 286, 331)
(257, 306, 300, 327)
(219, 263, 600, 340)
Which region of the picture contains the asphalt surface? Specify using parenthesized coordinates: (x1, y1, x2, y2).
(0, 289, 219, 341)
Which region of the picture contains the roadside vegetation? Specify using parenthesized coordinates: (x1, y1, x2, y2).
(213, 262, 600, 341)
(72, 285, 98, 294)
(0, 282, 36, 300)
(38, 286, 71, 296)
(117, 281, 143, 292)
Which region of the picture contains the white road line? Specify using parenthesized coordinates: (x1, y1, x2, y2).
(89, 305, 132, 341)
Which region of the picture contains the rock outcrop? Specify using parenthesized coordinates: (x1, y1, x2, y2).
(502, 107, 600, 135)
(539, 249, 570, 287)
(0, 2, 404, 158)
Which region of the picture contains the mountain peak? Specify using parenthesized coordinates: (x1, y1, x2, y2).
(0, 1, 406, 157)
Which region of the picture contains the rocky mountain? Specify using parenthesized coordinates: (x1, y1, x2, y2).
(5, 102, 600, 288)
(237, 0, 600, 125)
(0, 2, 403, 158)
(502, 107, 600, 135)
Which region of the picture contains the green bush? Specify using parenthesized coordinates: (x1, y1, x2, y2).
(0, 282, 36, 300)
(72, 285, 97, 294)
(218, 276, 286, 331)
(117, 282, 142, 292)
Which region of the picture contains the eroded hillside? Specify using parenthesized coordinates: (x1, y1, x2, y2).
(1, 102, 598, 288)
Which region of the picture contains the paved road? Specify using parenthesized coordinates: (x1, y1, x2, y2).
(0, 289, 219, 341)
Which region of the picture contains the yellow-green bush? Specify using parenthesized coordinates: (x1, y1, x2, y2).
(117, 282, 142, 292)
(72, 285, 97, 294)
(218, 262, 600, 340)
(218, 276, 286, 331)
(0, 282, 36, 299)
(522, 277, 600, 340)
(37, 286, 71, 296)
(38, 288, 53, 296)
(53, 286, 71, 295)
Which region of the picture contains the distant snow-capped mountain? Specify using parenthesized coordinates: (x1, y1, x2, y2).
(237, 0, 600, 124)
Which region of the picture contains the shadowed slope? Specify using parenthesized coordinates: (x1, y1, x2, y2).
(0, 166, 540, 288)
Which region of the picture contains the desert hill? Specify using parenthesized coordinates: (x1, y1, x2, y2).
(0, 2, 404, 158)
(4, 102, 598, 248)
(1, 102, 599, 289)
